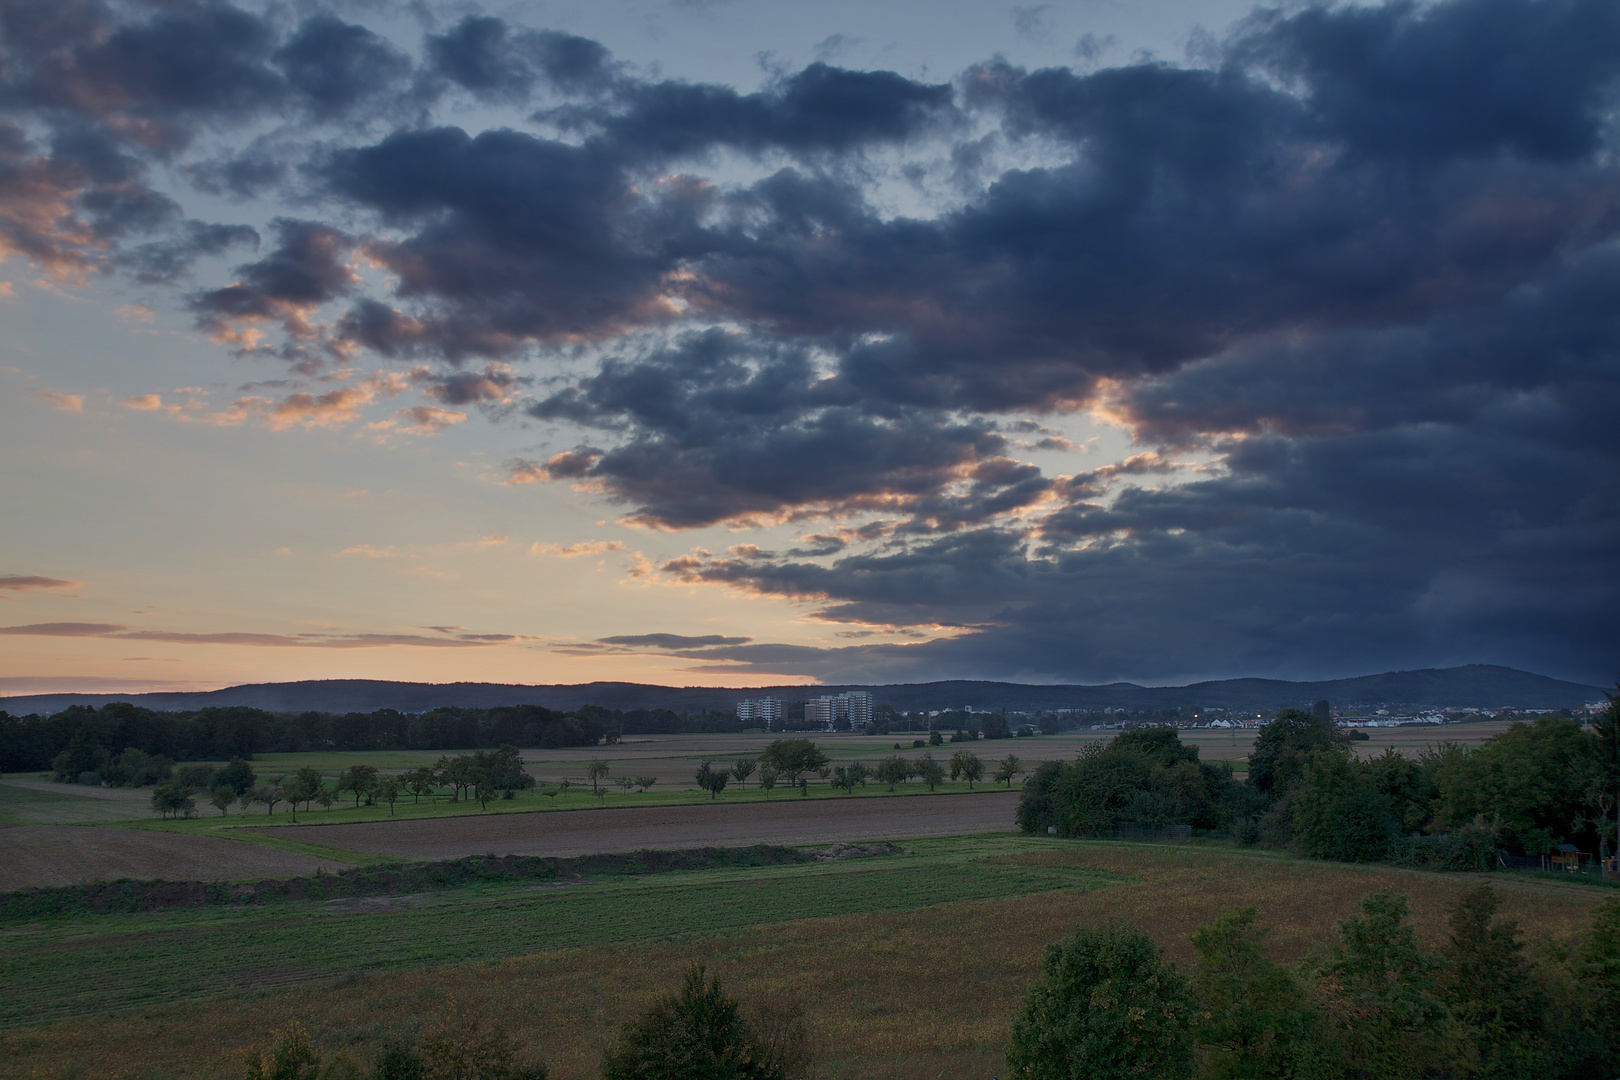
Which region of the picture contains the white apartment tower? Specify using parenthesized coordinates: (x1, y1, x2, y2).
(736, 697, 783, 729)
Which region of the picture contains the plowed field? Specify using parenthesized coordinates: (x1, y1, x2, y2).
(255, 789, 1021, 859)
(0, 825, 347, 889)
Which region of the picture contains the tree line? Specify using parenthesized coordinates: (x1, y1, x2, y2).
(143, 747, 535, 821)
(1, 702, 610, 773)
(1020, 694, 1620, 865)
(686, 739, 1024, 798)
(1006, 885, 1620, 1080)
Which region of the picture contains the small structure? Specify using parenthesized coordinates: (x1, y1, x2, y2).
(1550, 844, 1589, 872)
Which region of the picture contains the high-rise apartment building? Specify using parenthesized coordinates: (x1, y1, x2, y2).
(736, 697, 783, 729)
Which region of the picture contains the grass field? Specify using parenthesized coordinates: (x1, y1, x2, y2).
(1, 834, 1610, 1080)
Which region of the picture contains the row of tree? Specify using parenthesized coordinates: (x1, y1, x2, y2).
(1020, 693, 1620, 863)
(687, 740, 1025, 798)
(1007, 886, 1620, 1080)
(148, 747, 536, 820)
(2, 702, 611, 772)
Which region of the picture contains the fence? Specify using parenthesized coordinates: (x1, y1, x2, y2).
(1112, 822, 1193, 843)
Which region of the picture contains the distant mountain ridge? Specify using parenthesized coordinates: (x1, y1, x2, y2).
(0, 664, 1605, 717)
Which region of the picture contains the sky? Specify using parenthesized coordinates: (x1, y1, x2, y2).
(1, 0, 1617, 696)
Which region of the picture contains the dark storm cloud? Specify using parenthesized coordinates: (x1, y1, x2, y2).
(425, 16, 615, 101)
(121, 220, 259, 283)
(190, 218, 356, 343)
(2, 0, 1618, 682)
(597, 633, 752, 648)
(323, 125, 692, 358)
(588, 62, 957, 160)
(273, 14, 412, 116)
(526, 329, 1043, 528)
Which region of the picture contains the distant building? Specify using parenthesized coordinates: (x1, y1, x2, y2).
(802, 691, 873, 730)
(737, 697, 783, 729)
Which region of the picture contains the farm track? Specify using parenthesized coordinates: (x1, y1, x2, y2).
(254, 789, 1023, 859)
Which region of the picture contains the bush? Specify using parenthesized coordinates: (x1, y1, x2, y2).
(1387, 818, 1499, 872)
(602, 965, 803, 1080)
(1005, 923, 1195, 1080)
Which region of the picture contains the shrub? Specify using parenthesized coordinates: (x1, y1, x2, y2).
(1387, 817, 1499, 872)
(602, 965, 801, 1080)
(1005, 923, 1195, 1080)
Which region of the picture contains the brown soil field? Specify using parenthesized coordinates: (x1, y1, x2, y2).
(255, 790, 1023, 859)
(4, 843, 1606, 1080)
(0, 826, 349, 890)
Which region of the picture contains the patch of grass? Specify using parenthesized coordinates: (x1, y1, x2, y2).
(0, 780, 152, 826)
(0, 836, 1114, 1028)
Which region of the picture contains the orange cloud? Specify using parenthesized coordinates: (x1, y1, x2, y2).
(0, 622, 523, 649)
(34, 388, 83, 412)
(530, 540, 627, 557)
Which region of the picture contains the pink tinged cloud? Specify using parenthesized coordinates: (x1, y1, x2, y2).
(0, 575, 80, 590)
(0, 623, 520, 648)
(33, 389, 83, 412)
(530, 540, 626, 557)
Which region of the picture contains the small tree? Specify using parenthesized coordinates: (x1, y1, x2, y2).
(405, 765, 439, 803)
(1006, 922, 1196, 1080)
(588, 757, 610, 793)
(1438, 884, 1552, 1077)
(732, 758, 757, 788)
(875, 756, 908, 792)
(994, 754, 1024, 788)
(758, 765, 778, 797)
(150, 782, 196, 819)
(243, 1021, 322, 1080)
(338, 764, 378, 809)
(1312, 889, 1458, 1079)
(1192, 906, 1331, 1079)
(419, 998, 548, 1080)
(602, 965, 798, 1080)
(374, 775, 401, 816)
(247, 782, 285, 816)
(289, 767, 325, 812)
(832, 761, 870, 794)
(634, 775, 659, 792)
(949, 750, 984, 789)
(915, 752, 944, 792)
(210, 784, 235, 816)
(697, 760, 730, 799)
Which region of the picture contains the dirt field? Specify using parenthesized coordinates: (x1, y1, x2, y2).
(0, 826, 349, 889)
(257, 790, 1022, 860)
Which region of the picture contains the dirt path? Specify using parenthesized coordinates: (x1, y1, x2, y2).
(0, 826, 349, 890)
(257, 791, 1022, 860)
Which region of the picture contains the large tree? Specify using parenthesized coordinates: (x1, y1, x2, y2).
(759, 739, 828, 787)
(1247, 709, 1350, 800)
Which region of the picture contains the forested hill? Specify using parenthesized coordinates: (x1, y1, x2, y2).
(1, 664, 1604, 717)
